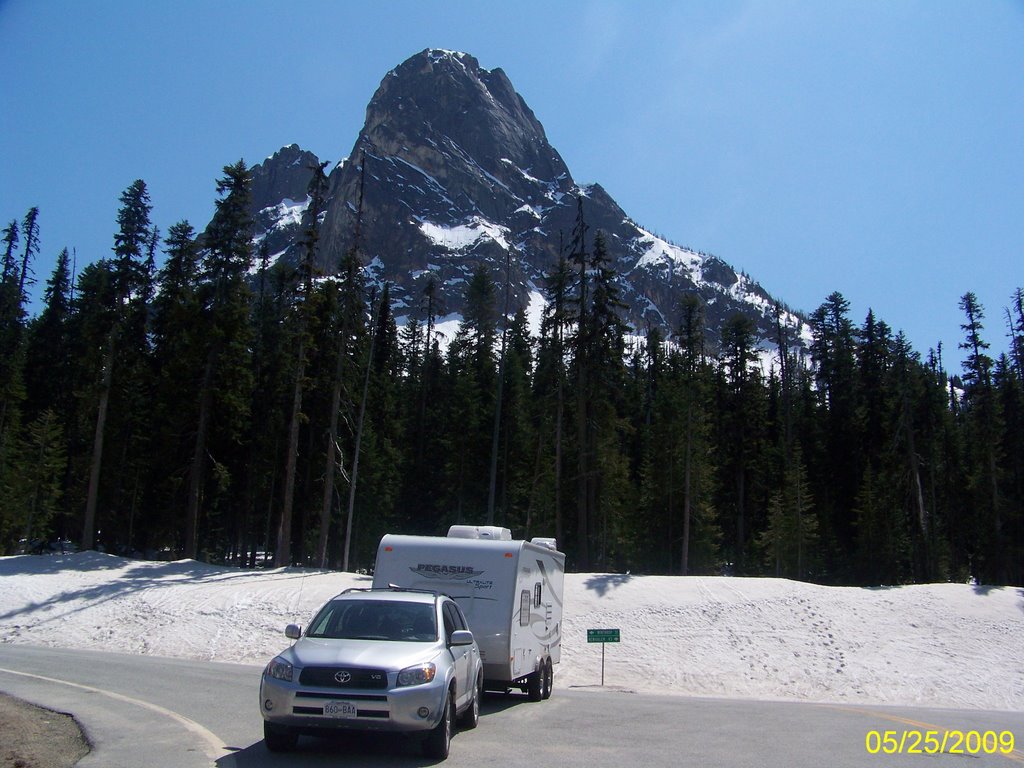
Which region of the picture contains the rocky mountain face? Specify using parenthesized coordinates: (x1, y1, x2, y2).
(249, 144, 319, 267)
(247, 49, 807, 352)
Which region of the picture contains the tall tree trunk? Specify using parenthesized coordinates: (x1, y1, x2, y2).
(81, 326, 116, 551)
(21, 413, 52, 545)
(681, 401, 693, 576)
(185, 347, 216, 560)
(576, 366, 590, 571)
(487, 252, 512, 525)
(317, 336, 346, 568)
(486, 328, 507, 525)
(276, 336, 306, 567)
(575, 256, 590, 571)
(554, 373, 564, 548)
(342, 297, 379, 573)
(524, 427, 546, 538)
(735, 465, 746, 573)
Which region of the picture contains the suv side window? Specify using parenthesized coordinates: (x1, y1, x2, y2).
(452, 602, 470, 631)
(442, 602, 458, 639)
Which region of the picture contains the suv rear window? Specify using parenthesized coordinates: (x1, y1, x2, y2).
(307, 600, 437, 642)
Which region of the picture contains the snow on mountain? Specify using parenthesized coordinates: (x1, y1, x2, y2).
(633, 228, 705, 286)
(418, 216, 512, 252)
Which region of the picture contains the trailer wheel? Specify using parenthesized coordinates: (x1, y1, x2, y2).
(541, 658, 553, 700)
(527, 668, 543, 701)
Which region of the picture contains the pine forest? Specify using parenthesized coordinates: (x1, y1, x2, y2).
(2, 164, 1022, 588)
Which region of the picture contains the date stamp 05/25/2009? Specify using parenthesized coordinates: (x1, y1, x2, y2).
(865, 729, 1016, 756)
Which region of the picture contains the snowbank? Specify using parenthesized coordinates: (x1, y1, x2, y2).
(1, 553, 1021, 711)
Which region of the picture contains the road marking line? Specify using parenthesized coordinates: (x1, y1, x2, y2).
(0, 666, 233, 767)
(827, 704, 1024, 763)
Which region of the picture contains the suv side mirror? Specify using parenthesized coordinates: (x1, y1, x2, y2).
(450, 629, 474, 647)
(285, 624, 302, 640)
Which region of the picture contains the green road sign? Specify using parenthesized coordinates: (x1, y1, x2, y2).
(587, 628, 620, 643)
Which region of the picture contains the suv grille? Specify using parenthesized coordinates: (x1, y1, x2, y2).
(299, 666, 389, 689)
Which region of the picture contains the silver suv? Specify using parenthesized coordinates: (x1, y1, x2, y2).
(260, 587, 483, 759)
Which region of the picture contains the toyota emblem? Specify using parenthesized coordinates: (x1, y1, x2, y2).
(334, 671, 352, 684)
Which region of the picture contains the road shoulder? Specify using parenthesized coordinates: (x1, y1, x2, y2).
(0, 692, 89, 768)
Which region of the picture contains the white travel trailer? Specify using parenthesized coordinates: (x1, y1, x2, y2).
(372, 525, 565, 700)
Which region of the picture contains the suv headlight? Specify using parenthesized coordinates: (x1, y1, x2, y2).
(266, 657, 294, 682)
(397, 662, 436, 687)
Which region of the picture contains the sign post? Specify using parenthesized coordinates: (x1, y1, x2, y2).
(586, 628, 620, 686)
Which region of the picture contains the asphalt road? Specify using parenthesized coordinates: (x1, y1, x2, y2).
(1, 645, 1022, 768)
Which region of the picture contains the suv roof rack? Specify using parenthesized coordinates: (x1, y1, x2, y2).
(336, 585, 449, 599)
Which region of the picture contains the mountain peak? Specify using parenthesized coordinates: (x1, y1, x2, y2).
(279, 51, 812, 353)
(395, 48, 483, 77)
(361, 49, 567, 192)
(422, 48, 478, 67)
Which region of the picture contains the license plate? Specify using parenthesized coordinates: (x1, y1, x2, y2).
(323, 700, 358, 718)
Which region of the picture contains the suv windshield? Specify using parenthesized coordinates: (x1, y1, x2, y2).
(306, 599, 437, 642)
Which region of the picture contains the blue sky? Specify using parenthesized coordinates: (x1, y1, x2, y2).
(2, 0, 1021, 368)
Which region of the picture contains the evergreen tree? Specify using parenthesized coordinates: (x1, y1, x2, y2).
(0, 220, 20, 362)
(808, 291, 859, 578)
(568, 197, 592, 568)
(245, 246, 292, 565)
(716, 312, 766, 573)
(1008, 288, 1024, 383)
(487, 251, 514, 525)
(534, 248, 573, 547)
(759, 443, 817, 578)
(149, 222, 204, 552)
(81, 182, 153, 550)
(569, 226, 631, 570)
(186, 160, 254, 560)
(673, 295, 718, 574)
(1, 221, 18, 284)
(993, 352, 1023, 585)
(24, 249, 73, 422)
(276, 162, 329, 566)
(443, 264, 498, 528)
(0, 218, 26, 455)
(20, 252, 75, 543)
(494, 307, 536, 534)
(889, 332, 934, 581)
(0, 409, 65, 552)
(352, 283, 404, 568)
(855, 310, 893, 461)
(65, 260, 117, 542)
(395, 276, 447, 541)
(852, 462, 905, 583)
(17, 208, 40, 303)
(112, 181, 154, 296)
(957, 292, 1004, 582)
(317, 159, 367, 567)
(341, 285, 387, 572)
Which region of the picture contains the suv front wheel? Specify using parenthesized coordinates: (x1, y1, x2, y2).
(423, 691, 453, 759)
(459, 674, 482, 729)
(263, 721, 298, 752)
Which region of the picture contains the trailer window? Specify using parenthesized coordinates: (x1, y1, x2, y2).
(520, 590, 531, 627)
(534, 582, 542, 607)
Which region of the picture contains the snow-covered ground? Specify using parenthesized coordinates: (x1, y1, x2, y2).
(1, 553, 1021, 711)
